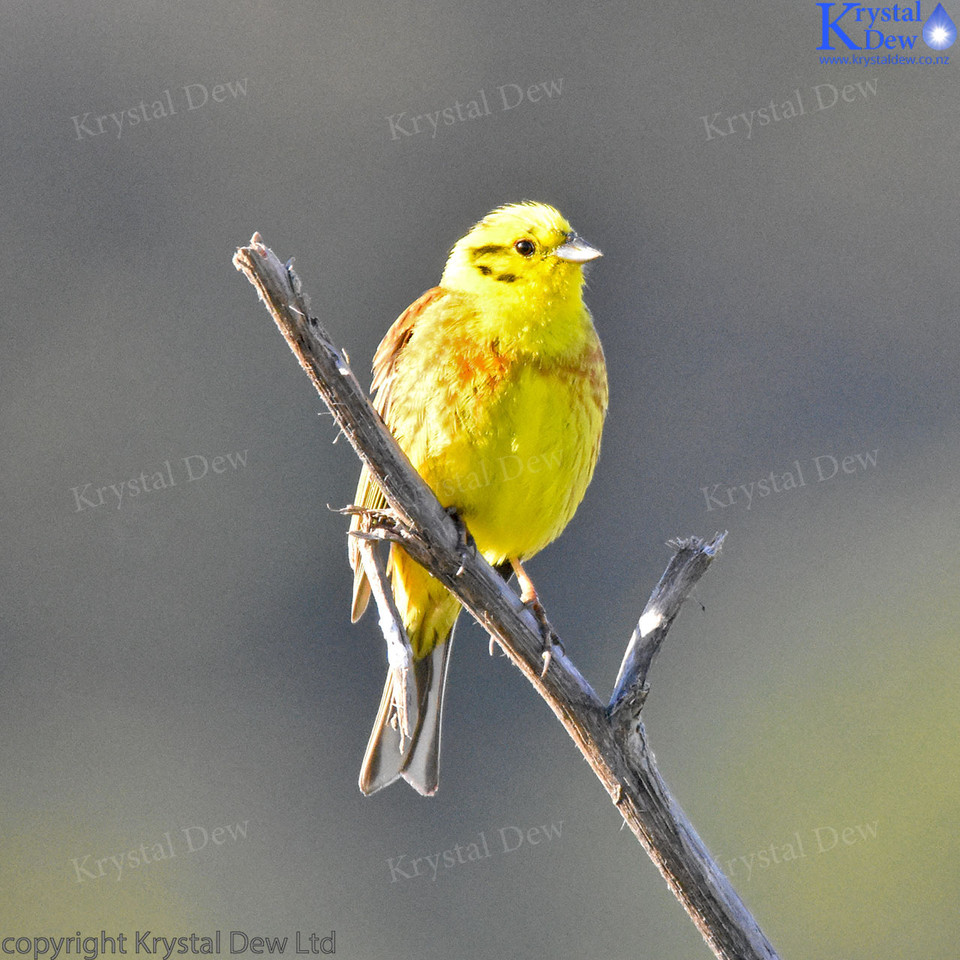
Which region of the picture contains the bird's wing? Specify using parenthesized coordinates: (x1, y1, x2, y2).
(349, 287, 448, 621)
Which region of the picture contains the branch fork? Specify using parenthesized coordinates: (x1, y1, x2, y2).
(234, 234, 781, 960)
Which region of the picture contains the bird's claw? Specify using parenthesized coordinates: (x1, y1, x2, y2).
(540, 647, 553, 678)
(521, 596, 563, 678)
(445, 506, 476, 575)
(339, 503, 402, 528)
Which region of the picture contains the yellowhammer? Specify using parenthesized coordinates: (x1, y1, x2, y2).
(349, 201, 608, 795)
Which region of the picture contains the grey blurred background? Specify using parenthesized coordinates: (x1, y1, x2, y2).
(2, 0, 958, 956)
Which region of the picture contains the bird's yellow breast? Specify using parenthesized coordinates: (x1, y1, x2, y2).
(387, 291, 608, 565)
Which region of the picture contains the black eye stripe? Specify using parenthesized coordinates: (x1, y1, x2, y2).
(470, 244, 508, 258)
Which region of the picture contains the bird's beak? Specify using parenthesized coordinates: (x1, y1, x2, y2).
(554, 232, 602, 263)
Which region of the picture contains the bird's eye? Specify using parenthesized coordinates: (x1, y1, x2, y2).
(514, 239, 536, 257)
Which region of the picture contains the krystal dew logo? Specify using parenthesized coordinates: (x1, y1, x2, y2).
(385, 818, 564, 882)
(70, 79, 249, 141)
(386, 78, 563, 141)
(69, 820, 250, 883)
(0, 931, 336, 959)
(69, 450, 249, 513)
(723, 819, 879, 883)
(700, 448, 878, 512)
(817, 2, 957, 52)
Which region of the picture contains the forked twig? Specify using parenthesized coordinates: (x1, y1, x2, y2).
(233, 234, 781, 960)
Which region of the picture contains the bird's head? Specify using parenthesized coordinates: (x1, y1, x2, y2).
(440, 201, 601, 302)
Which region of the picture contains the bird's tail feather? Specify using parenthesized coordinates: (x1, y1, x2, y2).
(358, 625, 456, 796)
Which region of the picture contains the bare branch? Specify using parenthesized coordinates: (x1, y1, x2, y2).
(233, 235, 782, 960)
(609, 533, 727, 719)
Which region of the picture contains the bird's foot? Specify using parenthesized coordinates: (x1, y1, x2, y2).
(445, 506, 476, 575)
(510, 557, 564, 677)
(340, 504, 408, 546)
(525, 598, 565, 677)
(339, 503, 401, 528)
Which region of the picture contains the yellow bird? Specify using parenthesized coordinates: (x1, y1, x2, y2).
(349, 201, 608, 795)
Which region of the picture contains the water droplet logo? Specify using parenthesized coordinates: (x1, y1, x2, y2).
(922, 3, 956, 49)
